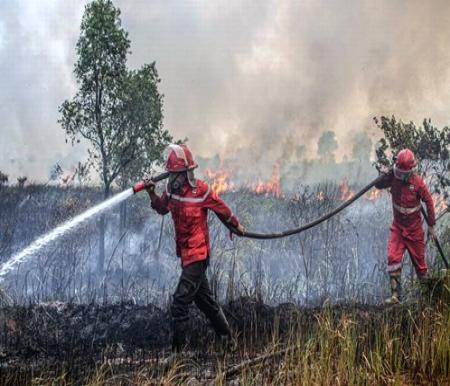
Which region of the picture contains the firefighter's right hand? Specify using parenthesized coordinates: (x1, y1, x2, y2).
(143, 174, 156, 193)
(379, 165, 390, 175)
(236, 223, 246, 236)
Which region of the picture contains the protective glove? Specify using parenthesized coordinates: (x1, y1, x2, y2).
(428, 226, 437, 241)
(143, 173, 156, 193)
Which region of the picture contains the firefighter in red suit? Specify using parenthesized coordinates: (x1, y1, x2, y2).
(143, 144, 245, 352)
(375, 149, 436, 304)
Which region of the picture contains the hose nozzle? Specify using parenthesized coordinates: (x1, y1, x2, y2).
(132, 181, 146, 194)
(132, 172, 170, 194)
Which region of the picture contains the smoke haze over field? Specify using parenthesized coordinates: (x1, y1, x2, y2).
(1, 0, 450, 182)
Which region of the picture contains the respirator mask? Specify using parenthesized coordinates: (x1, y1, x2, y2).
(168, 172, 185, 193)
(393, 165, 413, 183)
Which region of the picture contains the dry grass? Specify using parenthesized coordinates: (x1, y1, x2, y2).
(19, 301, 449, 386)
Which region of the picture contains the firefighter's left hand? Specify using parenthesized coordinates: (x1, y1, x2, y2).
(379, 165, 390, 175)
(143, 173, 156, 192)
(428, 226, 437, 240)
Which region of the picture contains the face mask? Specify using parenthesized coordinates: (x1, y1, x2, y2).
(393, 165, 412, 183)
(169, 173, 185, 192)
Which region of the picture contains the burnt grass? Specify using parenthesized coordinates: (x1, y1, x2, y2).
(0, 184, 448, 383)
(0, 297, 433, 384)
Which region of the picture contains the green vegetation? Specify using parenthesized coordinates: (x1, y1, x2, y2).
(59, 0, 172, 271)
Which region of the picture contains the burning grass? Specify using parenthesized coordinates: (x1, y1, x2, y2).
(0, 297, 448, 385)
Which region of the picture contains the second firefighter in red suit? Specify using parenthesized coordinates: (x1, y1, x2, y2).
(375, 149, 436, 304)
(144, 144, 245, 353)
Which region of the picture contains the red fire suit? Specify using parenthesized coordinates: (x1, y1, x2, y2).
(150, 179, 239, 267)
(375, 173, 435, 277)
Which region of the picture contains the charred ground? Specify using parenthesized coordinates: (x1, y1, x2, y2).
(0, 297, 448, 385)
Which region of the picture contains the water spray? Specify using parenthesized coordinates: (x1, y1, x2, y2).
(0, 172, 170, 281)
(2, 170, 447, 283)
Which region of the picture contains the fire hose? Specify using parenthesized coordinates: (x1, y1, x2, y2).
(133, 172, 385, 239)
(421, 207, 449, 268)
(133, 173, 449, 267)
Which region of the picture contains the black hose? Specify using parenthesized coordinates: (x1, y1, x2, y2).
(152, 171, 170, 182)
(225, 174, 386, 240)
(152, 171, 385, 240)
(420, 207, 449, 268)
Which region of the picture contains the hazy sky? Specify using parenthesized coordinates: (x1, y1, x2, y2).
(2, 0, 450, 181)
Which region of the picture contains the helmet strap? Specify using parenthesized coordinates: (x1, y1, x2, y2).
(401, 173, 411, 184)
(187, 170, 197, 188)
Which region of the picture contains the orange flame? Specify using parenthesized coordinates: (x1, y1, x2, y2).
(339, 178, 355, 201)
(205, 167, 234, 195)
(205, 160, 283, 197)
(61, 171, 76, 185)
(317, 191, 326, 201)
(251, 161, 282, 198)
(340, 178, 385, 202)
(365, 189, 381, 201)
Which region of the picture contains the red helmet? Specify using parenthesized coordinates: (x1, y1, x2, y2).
(165, 144, 198, 172)
(395, 149, 417, 171)
(394, 149, 416, 181)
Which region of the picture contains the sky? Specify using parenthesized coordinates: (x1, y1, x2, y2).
(1, 0, 450, 182)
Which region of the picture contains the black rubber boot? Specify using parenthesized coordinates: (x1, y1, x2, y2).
(162, 319, 189, 370)
(210, 308, 237, 352)
(171, 319, 189, 353)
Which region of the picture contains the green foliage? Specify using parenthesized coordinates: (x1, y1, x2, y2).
(115, 63, 172, 187)
(374, 115, 450, 198)
(59, 0, 172, 195)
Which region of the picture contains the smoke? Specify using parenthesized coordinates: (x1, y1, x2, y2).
(0, 1, 85, 180)
(2, 0, 450, 182)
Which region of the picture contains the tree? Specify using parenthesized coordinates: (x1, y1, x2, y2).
(351, 131, 372, 163)
(351, 131, 373, 183)
(317, 130, 338, 164)
(17, 177, 27, 187)
(59, 0, 172, 272)
(374, 115, 450, 201)
(115, 64, 172, 230)
(0, 171, 8, 187)
(115, 63, 172, 189)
